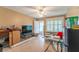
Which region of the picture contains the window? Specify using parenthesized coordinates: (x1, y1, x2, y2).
(46, 17, 64, 32)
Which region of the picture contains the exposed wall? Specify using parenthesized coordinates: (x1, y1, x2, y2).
(66, 7, 79, 17)
(0, 7, 34, 28)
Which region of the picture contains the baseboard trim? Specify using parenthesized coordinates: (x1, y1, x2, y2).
(11, 37, 35, 48)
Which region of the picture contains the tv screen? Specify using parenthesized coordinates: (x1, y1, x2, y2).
(22, 25, 32, 33)
(27, 26, 32, 31)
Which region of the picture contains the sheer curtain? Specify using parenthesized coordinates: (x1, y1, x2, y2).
(34, 20, 44, 34)
(34, 20, 40, 33)
(46, 17, 64, 32)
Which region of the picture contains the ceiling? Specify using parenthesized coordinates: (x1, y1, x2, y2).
(3, 6, 70, 18)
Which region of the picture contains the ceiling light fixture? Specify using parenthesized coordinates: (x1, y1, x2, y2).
(36, 6, 46, 17)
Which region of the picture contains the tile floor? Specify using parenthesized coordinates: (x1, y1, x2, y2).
(3, 35, 55, 52)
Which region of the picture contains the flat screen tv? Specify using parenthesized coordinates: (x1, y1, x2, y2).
(22, 25, 32, 33)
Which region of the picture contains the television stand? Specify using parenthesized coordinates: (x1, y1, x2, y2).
(21, 32, 34, 41)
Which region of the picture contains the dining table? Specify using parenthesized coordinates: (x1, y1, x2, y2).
(45, 35, 63, 52)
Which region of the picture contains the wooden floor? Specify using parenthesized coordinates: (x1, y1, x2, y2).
(3, 35, 55, 52)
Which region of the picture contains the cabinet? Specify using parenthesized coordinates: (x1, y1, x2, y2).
(9, 30, 20, 46)
(12, 31, 20, 45)
(0, 29, 20, 47)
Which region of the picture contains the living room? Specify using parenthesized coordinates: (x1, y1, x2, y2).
(0, 6, 79, 52)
